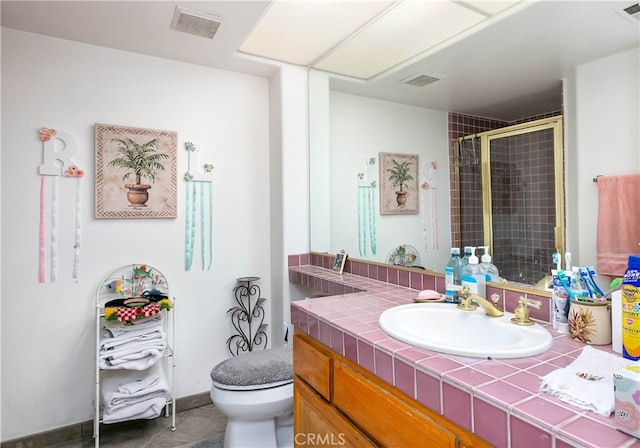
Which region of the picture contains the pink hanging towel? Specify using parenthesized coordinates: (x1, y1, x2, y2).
(596, 173, 640, 276)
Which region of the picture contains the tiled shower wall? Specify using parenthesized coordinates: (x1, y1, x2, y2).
(491, 129, 557, 283)
(448, 111, 561, 283)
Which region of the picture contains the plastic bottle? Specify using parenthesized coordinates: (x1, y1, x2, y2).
(444, 248, 462, 303)
(461, 247, 486, 299)
(478, 246, 501, 282)
(461, 246, 473, 271)
(621, 255, 640, 361)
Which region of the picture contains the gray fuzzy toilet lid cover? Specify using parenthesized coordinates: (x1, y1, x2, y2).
(210, 347, 293, 387)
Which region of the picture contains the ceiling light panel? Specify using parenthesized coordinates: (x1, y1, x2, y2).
(314, 1, 487, 79)
(239, 0, 394, 66)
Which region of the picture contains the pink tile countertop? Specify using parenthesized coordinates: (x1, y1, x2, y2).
(289, 264, 640, 448)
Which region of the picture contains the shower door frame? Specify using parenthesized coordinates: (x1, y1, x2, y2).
(481, 116, 564, 270)
(456, 116, 564, 281)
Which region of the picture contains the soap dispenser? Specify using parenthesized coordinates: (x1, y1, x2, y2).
(461, 247, 486, 299)
(479, 246, 502, 283)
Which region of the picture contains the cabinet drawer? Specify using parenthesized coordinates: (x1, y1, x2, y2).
(293, 334, 332, 400)
(333, 360, 458, 447)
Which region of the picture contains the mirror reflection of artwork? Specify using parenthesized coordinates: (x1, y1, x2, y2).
(332, 252, 347, 274)
(380, 152, 419, 215)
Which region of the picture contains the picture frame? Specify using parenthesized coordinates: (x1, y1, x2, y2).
(95, 123, 178, 219)
(379, 152, 419, 215)
(332, 251, 348, 274)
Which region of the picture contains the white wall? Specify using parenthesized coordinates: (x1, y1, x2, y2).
(0, 28, 299, 440)
(564, 46, 640, 270)
(327, 92, 451, 271)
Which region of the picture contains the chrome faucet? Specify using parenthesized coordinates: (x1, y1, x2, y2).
(457, 286, 504, 317)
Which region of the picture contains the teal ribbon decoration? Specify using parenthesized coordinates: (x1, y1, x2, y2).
(357, 185, 377, 256)
(369, 187, 377, 254)
(357, 187, 365, 256)
(185, 180, 215, 271)
(200, 182, 206, 270)
(208, 182, 214, 270)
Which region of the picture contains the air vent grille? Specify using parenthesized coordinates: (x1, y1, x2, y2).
(620, 3, 640, 22)
(170, 6, 223, 39)
(400, 73, 443, 87)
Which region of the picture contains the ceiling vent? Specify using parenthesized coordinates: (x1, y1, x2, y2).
(617, 3, 640, 22)
(170, 6, 223, 39)
(400, 73, 444, 87)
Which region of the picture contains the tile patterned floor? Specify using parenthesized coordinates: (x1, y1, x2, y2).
(49, 404, 226, 448)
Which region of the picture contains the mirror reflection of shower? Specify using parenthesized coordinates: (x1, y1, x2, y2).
(456, 116, 564, 286)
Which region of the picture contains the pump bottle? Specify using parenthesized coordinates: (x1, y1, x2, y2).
(461, 246, 473, 271)
(478, 246, 502, 283)
(461, 247, 486, 299)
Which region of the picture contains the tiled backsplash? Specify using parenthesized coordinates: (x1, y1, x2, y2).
(288, 252, 551, 321)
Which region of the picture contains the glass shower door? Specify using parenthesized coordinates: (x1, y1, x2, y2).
(482, 118, 564, 286)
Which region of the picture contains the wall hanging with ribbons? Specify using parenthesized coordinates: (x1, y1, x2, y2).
(38, 128, 84, 283)
(357, 157, 377, 257)
(184, 142, 214, 271)
(421, 161, 439, 253)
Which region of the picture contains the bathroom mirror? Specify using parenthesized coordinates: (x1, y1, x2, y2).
(308, 1, 638, 286)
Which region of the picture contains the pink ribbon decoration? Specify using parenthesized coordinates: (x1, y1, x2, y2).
(39, 176, 46, 283)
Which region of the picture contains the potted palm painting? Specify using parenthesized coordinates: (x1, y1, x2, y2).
(379, 152, 419, 215)
(95, 123, 177, 218)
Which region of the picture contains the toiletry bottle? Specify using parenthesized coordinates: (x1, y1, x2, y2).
(621, 255, 640, 361)
(461, 246, 473, 271)
(478, 246, 501, 282)
(461, 247, 486, 299)
(445, 248, 462, 303)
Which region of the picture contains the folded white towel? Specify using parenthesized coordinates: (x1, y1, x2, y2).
(100, 330, 165, 351)
(99, 347, 164, 370)
(101, 365, 170, 412)
(102, 395, 167, 424)
(103, 315, 163, 337)
(540, 346, 634, 416)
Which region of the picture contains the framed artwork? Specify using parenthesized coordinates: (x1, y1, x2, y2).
(332, 251, 347, 274)
(95, 123, 178, 219)
(379, 152, 419, 215)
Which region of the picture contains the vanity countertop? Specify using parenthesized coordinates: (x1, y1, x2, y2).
(289, 264, 639, 448)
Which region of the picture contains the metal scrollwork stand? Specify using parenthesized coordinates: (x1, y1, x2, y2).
(227, 276, 268, 356)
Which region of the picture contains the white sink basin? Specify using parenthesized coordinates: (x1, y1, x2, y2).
(379, 303, 553, 359)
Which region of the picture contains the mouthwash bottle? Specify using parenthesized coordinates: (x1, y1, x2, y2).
(461, 247, 486, 299)
(445, 248, 462, 303)
(622, 255, 640, 361)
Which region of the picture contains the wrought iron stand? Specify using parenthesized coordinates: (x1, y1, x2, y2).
(227, 276, 268, 356)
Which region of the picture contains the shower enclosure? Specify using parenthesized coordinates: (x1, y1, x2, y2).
(456, 116, 564, 285)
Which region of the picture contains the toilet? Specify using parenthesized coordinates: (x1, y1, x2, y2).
(210, 347, 294, 448)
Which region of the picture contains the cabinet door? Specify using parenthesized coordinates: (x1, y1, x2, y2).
(293, 334, 332, 400)
(294, 376, 375, 448)
(333, 360, 459, 448)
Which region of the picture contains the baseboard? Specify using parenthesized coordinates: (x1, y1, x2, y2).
(1, 392, 212, 448)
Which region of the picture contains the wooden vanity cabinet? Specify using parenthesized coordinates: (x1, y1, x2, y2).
(293, 332, 491, 448)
